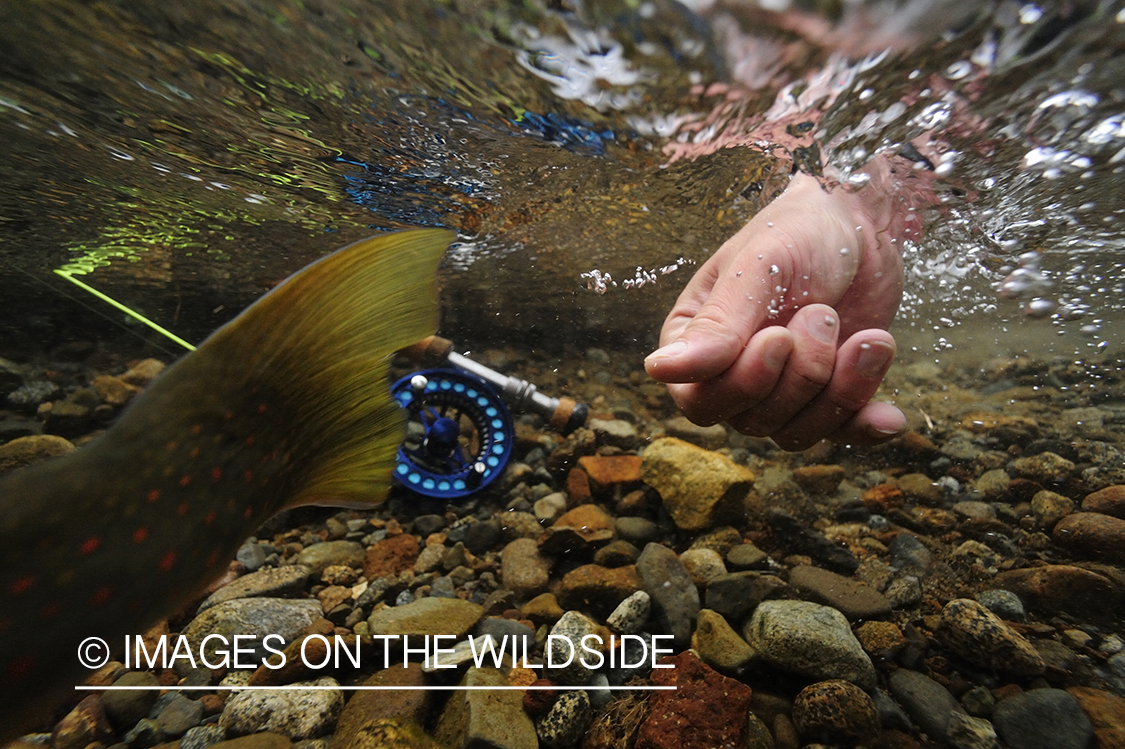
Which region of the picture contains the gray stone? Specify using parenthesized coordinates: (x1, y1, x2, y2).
(183, 598, 322, 663)
(614, 516, 661, 545)
(589, 418, 639, 450)
(236, 543, 269, 571)
(992, 689, 1094, 749)
(180, 724, 225, 749)
(101, 670, 160, 728)
(742, 600, 876, 689)
(636, 542, 700, 648)
(788, 565, 892, 621)
(705, 571, 785, 623)
(606, 590, 650, 635)
(546, 610, 601, 685)
(219, 677, 343, 739)
(433, 667, 537, 749)
(198, 565, 311, 612)
(500, 538, 551, 597)
(295, 540, 364, 575)
(888, 533, 932, 573)
(679, 548, 727, 586)
(975, 589, 1026, 621)
(474, 618, 534, 662)
(726, 543, 769, 570)
(154, 693, 203, 738)
(888, 669, 965, 744)
(537, 690, 593, 748)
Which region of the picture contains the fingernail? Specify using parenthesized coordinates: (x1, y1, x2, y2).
(762, 334, 791, 369)
(645, 340, 688, 362)
(808, 311, 838, 343)
(855, 340, 895, 378)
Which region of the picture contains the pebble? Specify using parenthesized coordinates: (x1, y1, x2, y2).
(413, 543, 446, 573)
(884, 573, 923, 608)
(636, 542, 700, 648)
(0, 433, 74, 472)
(181, 724, 226, 749)
(975, 469, 1011, 498)
(219, 677, 343, 739)
(678, 548, 727, 586)
(887, 668, 967, 745)
(767, 511, 859, 574)
(938, 598, 1045, 676)
(791, 464, 846, 495)
(791, 679, 880, 746)
(594, 538, 641, 566)
(433, 667, 536, 749)
(742, 600, 876, 689)
(183, 598, 323, 663)
(693, 608, 755, 673)
(546, 610, 601, 685)
(1052, 511, 1125, 562)
(640, 437, 753, 530)
(199, 565, 311, 612)
(887, 533, 933, 573)
(704, 571, 785, 623)
(896, 472, 944, 504)
(787, 564, 892, 621)
(975, 589, 1026, 620)
(576, 454, 643, 487)
(945, 711, 999, 749)
(635, 651, 753, 749)
(332, 662, 431, 747)
(533, 492, 568, 523)
(606, 590, 651, 634)
(589, 417, 640, 450)
(725, 543, 769, 570)
(663, 415, 729, 450)
(1066, 686, 1125, 749)
(536, 690, 593, 748)
(155, 692, 204, 738)
(995, 564, 1123, 616)
(367, 597, 484, 638)
(1007, 451, 1075, 484)
(500, 538, 551, 596)
(992, 689, 1094, 749)
(613, 516, 661, 545)
(1029, 490, 1074, 529)
(1082, 484, 1125, 518)
(52, 695, 112, 749)
(557, 563, 642, 618)
(854, 620, 906, 660)
(101, 670, 161, 728)
(362, 534, 419, 578)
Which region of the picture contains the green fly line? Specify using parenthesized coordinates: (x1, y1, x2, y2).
(54, 270, 197, 352)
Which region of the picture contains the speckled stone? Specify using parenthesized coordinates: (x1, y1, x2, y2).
(938, 598, 1044, 676)
(606, 590, 651, 634)
(1007, 451, 1075, 484)
(792, 679, 880, 746)
(537, 690, 593, 748)
(546, 610, 602, 685)
(199, 565, 312, 612)
(219, 677, 343, 739)
(183, 598, 322, 663)
(634, 651, 753, 749)
(1030, 490, 1074, 529)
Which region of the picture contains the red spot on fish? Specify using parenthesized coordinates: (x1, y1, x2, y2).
(159, 551, 177, 572)
(224, 411, 234, 420)
(189, 447, 200, 458)
(42, 602, 61, 620)
(243, 470, 254, 481)
(204, 511, 216, 525)
(166, 440, 178, 452)
(9, 576, 34, 595)
(257, 403, 268, 413)
(245, 436, 256, 446)
(207, 551, 220, 567)
(176, 502, 189, 516)
(179, 474, 192, 487)
(91, 586, 113, 606)
(191, 424, 203, 435)
(243, 507, 253, 519)
(79, 536, 101, 555)
(211, 467, 223, 481)
(4, 655, 34, 685)
(132, 527, 149, 544)
(147, 489, 161, 503)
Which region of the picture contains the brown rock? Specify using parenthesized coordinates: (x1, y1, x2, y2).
(0, 434, 74, 473)
(641, 437, 753, 531)
(211, 736, 293, 749)
(635, 651, 753, 749)
(1066, 686, 1125, 749)
(854, 621, 906, 660)
(329, 663, 432, 749)
(522, 593, 565, 624)
(119, 357, 166, 385)
(792, 680, 880, 746)
(566, 468, 592, 503)
(938, 598, 1044, 676)
(578, 455, 643, 487)
(788, 565, 892, 621)
(1053, 512, 1125, 562)
(500, 538, 552, 597)
(557, 564, 641, 618)
(792, 465, 846, 495)
(1008, 451, 1076, 484)
(363, 534, 420, 579)
(551, 504, 616, 542)
(92, 374, 141, 406)
(1082, 485, 1125, 519)
(51, 695, 113, 749)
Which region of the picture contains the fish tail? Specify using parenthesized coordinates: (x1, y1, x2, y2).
(202, 228, 453, 508)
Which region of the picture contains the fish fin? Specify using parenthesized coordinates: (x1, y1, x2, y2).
(204, 228, 453, 508)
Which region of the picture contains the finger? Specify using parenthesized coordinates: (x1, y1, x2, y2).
(664, 327, 794, 425)
(770, 331, 897, 450)
(727, 304, 840, 436)
(827, 400, 907, 446)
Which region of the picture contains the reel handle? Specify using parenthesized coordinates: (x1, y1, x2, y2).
(399, 336, 588, 436)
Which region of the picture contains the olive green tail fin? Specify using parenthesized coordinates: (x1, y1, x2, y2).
(204, 228, 453, 508)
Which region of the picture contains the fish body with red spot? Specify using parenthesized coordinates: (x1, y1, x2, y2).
(0, 229, 452, 738)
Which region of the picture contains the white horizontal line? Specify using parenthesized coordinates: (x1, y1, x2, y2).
(77, 685, 676, 691)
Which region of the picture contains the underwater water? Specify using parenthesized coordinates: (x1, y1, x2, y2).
(2, 0, 1125, 747)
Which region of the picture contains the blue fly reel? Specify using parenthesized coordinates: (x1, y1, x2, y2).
(391, 368, 514, 499)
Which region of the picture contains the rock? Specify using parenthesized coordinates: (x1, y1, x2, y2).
(1066, 686, 1125, 749)
(210, 735, 293, 749)
(0, 433, 74, 473)
(500, 538, 552, 597)
(854, 621, 906, 661)
(938, 598, 1044, 676)
(367, 597, 483, 638)
(295, 540, 364, 576)
(743, 600, 876, 689)
(896, 473, 944, 504)
(788, 565, 892, 621)
(101, 670, 161, 728)
(992, 689, 1094, 749)
(663, 416, 728, 450)
(182, 724, 226, 749)
(744, 713, 775, 749)
(219, 677, 343, 739)
(594, 539, 642, 567)
(577, 455, 643, 487)
(363, 534, 420, 579)
(237, 542, 269, 571)
(887, 669, 966, 745)
(433, 667, 537, 749)
(557, 564, 642, 618)
(589, 418, 640, 449)
(329, 718, 440, 749)
(606, 590, 651, 634)
(945, 711, 999, 749)
(640, 438, 753, 531)
(329, 663, 432, 749)
(52, 695, 113, 749)
(975, 589, 1026, 621)
(996, 565, 1123, 616)
(884, 574, 923, 608)
(792, 680, 880, 746)
(1052, 512, 1125, 562)
(199, 566, 311, 612)
(613, 516, 661, 545)
(463, 519, 502, 555)
(1030, 490, 1074, 529)
(549, 503, 616, 544)
(635, 651, 753, 749)
(5, 380, 59, 412)
(474, 618, 534, 662)
(791, 465, 846, 495)
(413, 544, 445, 574)
(1082, 485, 1125, 519)
(975, 469, 1011, 498)
(546, 610, 602, 685)
(688, 527, 743, 556)
(767, 511, 859, 574)
(725, 543, 769, 570)
(533, 492, 568, 523)
(537, 690, 593, 748)
(636, 542, 700, 648)
(183, 599, 323, 663)
(120, 358, 166, 385)
(155, 692, 204, 737)
(693, 608, 755, 674)
(522, 593, 565, 625)
(887, 533, 933, 573)
(678, 548, 727, 586)
(1007, 452, 1075, 484)
(92, 374, 141, 406)
(704, 571, 786, 623)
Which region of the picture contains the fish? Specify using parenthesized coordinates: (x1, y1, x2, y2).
(0, 228, 453, 738)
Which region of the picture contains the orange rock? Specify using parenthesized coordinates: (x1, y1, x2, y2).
(862, 484, 904, 513)
(1052, 512, 1125, 562)
(1082, 485, 1125, 519)
(363, 533, 420, 578)
(1067, 686, 1125, 749)
(577, 454, 642, 486)
(552, 504, 614, 536)
(566, 467, 592, 503)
